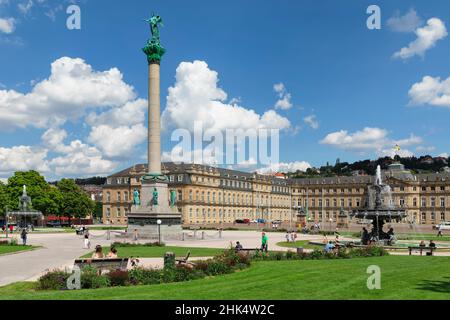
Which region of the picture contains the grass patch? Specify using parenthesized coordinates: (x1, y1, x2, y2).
(0, 245, 40, 256)
(81, 245, 223, 259)
(1, 256, 450, 300)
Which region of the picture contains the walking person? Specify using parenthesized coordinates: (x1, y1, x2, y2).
(437, 225, 443, 237)
(285, 232, 290, 243)
(83, 229, 91, 249)
(133, 229, 139, 242)
(20, 228, 28, 246)
(261, 232, 268, 253)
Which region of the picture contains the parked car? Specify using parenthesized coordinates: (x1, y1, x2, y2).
(243, 219, 251, 224)
(434, 222, 450, 230)
(257, 219, 266, 224)
(235, 219, 245, 224)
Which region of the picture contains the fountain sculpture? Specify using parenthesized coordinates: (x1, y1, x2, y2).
(350, 166, 407, 243)
(7, 185, 43, 228)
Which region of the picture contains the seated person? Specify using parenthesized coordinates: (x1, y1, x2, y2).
(235, 241, 243, 251)
(324, 241, 335, 253)
(92, 245, 104, 259)
(107, 247, 118, 259)
(419, 241, 426, 248)
(429, 240, 437, 249)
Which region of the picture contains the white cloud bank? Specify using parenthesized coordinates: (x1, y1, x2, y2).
(393, 18, 447, 60)
(258, 161, 312, 174)
(0, 17, 15, 34)
(408, 75, 450, 107)
(303, 115, 319, 130)
(273, 83, 293, 110)
(387, 9, 422, 33)
(162, 61, 291, 132)
(320, 127, 423, 157)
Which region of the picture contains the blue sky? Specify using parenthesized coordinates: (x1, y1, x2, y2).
(1, 0, 450, 179)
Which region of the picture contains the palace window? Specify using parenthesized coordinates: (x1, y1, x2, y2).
(399, 198, 405, 207)
(431, 212, 436, 221)
(189, 190, 193, 201)
(421, 212, 426, 221)
(117, 207, 121, 217)
(431, 197, 436, 207)
(117, 192, 121, 202)
(440, 197, 445, 207)
(413, 198, 417, 207)
(178, 175, 183, 182)
(421, 198, 426, 207)
(106, 192, 111, 202)
(106, 208, 111, 218)
(178, 190, 182, 201)
(124, 191, 129, 202)
(441, 212, 445, 221)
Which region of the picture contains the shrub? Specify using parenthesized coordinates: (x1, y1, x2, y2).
(129, 268, 162, 285)
(285, 250, 296, 260)
(108, 270, 130, 287)
(307, 249, 324, 260)
(37, 270, 70, 291)
(205, 261, 232, 276)
(111, 241, 165, 248)
(80, 266, 110, 289)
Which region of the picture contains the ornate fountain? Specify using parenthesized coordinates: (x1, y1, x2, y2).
(7, 185, 43, 228)
(350, 166, 407, 242)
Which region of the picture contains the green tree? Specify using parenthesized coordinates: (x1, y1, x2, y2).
(0, 181, 8, 215)
(57, 179, 95, 223)
(5, 171, 61, 216)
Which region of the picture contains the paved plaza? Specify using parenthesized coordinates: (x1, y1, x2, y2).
(0, 230, 317, 287)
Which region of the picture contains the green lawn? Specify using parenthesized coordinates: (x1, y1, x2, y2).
(276, 241, 322, 250)
(81, 246, 224, 259)
(1, 256, 450, 300)
(0, 245, 39, 256)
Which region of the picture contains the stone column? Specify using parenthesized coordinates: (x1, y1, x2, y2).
(148, 62, 162, 175)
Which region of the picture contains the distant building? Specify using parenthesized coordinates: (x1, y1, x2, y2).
(102, 162, 450, 225)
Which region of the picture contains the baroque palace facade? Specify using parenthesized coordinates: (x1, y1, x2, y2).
(102, 162, 450, 226)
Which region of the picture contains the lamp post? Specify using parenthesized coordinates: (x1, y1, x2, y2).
(329, 218, 333, 234)
(157, 219, 162, 245)
(4, 206, 9, 239)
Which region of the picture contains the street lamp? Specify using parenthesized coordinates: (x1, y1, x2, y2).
(4, 206, 9, 239)
(157, 219, 162, 245)
(329, 218, 333, 233)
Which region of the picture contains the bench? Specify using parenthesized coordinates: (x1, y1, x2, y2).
(409, 247, 436, 256)
(74, 258, 129, 272)
(175, 251, 191, 265)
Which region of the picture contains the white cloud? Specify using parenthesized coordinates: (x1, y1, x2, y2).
(320, 127, 423, 157)
(86, 99, 147, 127)
(0, 17, 15, 34)
(393, 18, 447, 59)
(408, 75, 450, 107)
(41, 127, 69, 152)
(303, 115, 319, 129)
(18, 0, 34, 15)
(88, 124, 147, 159)
(49, 140, 117, 177)
(258, 161, 312, 174)
(162, 61, 291, 132)
(273, 82, 293, 110)
(0, 57, 136, 131)
(387, 9, 422, 33)
(439, 153, 449, 158)
(0, 146, 49, 178)
(379, 148, 415, 158)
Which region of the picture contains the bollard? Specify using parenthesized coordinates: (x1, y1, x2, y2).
(296, 247, 304, 256)
(182, 232, 185, 241)
(219, 229, 222, 239)
(107, 230, 110, 240)
(164, 252, 176, 269)
(202, 231, 205, 240)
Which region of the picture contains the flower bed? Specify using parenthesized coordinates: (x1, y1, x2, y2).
(37, 249, 251, 291)
(36, 246, 388, 291)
